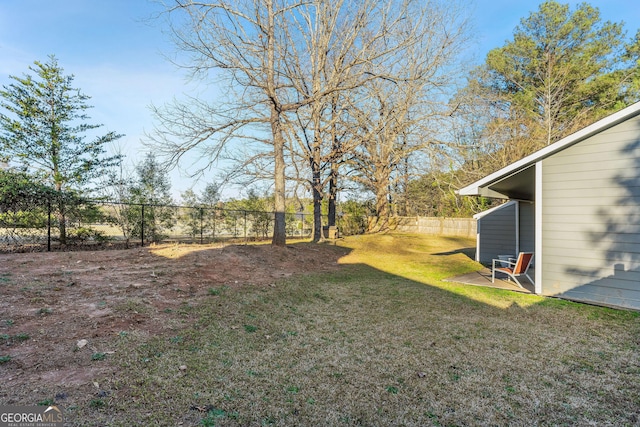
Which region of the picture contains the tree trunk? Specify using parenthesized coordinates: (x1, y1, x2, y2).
(328, 162, 337, 227)
(311, 164, 323, 242)
(328, 100, 339, 228)
(310, 103, 325, 242)
(57, 200, 67, 246)
(369, 169, 391, 232)
(267, 0, 286, 247)
(271, 109, 287, 246)
(310, 134, 323, 242)
(371, 186, 390, 232)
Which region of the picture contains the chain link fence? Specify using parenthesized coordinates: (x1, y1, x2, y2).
(0, 197, 368, 252)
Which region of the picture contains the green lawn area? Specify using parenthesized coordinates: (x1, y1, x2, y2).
(82, 234, 640, 426)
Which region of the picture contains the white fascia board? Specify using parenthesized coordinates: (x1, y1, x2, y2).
(534, 161, 543, 295)
(472, 200, 518, 219)
(457, 102, 640, 196)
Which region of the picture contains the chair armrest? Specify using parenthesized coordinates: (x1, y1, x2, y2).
(492, 259, 516, 268)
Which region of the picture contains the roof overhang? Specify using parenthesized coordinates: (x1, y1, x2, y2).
(458, 102, 640, 200)
(466, 165, 536, 200)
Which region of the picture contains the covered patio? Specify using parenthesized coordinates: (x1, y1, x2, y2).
(447, 267, 535, 294)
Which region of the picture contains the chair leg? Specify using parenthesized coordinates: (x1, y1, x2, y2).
(525, 273, 534, 286)
(511, 275, 525, 289)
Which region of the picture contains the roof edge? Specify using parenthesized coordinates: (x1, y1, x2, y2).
(473, 200, 517, 219)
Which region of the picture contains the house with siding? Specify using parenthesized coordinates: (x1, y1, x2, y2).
(458, 101, 640, 310)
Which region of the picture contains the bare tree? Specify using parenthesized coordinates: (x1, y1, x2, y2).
(99, 146, 136, 246)
(152, 0, 382, 244)
(283, 0, 470, 240)
(345, 1, 471, 230)
(149, 0, 309, 246)
(150, 0, 470, 242)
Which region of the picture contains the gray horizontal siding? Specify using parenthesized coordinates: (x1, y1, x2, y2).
(548, 211, 635, 222)
(477, 203, 516, 265)
(543, 230, 640, 244)
(542, 251, 640, 265)
(543, 263, 640, 282)
(544, 158, 634, 175)
(541, 113, 640, 309)
(542, 194, 640, 206)
(538, 179, 634, 191)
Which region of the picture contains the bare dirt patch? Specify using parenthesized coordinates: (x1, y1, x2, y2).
(0, 242, 348, 406)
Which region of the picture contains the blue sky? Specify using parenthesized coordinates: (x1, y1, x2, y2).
(0, 0, 638, 200)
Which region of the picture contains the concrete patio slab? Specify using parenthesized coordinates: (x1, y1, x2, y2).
(445, 268, 535, 294)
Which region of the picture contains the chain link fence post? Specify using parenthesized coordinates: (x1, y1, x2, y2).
(141, 204, 145, 247)
(244, 210, 247, 244)
(47, 197, 52, 252)
(199, 207, 204, 244)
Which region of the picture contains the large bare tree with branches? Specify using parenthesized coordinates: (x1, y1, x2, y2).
(149, 0, 306, 246)
(283, 0, 471, 239)
(149, 0, 471, 242)
(283, 0, 428, 241)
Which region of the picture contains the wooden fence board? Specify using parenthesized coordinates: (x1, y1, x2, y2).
(385, 216, 476, 237)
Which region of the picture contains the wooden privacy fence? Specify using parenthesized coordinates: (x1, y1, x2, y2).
(389, 216, 476, 238)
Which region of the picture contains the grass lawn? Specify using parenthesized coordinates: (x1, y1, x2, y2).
(55, 234, 640, 425)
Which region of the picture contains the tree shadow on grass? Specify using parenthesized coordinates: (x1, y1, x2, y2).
(431, 247, 476, 260)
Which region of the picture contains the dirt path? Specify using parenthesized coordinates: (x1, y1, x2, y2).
(0, 242, 348, 405)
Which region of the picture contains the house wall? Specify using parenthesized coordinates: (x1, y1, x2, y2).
(477, 202, 517, 265)
(541, 114, 640, 309)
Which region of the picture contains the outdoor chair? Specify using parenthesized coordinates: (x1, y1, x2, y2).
(491, 252, 534, 288)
